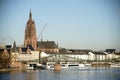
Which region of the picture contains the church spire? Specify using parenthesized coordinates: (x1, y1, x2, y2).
(29, 9, 32, 21)
(24, 10, 37, 50)
(13, 41, 16, 52)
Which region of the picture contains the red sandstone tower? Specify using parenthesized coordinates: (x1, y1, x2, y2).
(24, 10, 37, 50)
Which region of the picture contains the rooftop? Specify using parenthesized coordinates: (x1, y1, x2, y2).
(37, 41, 58, 49)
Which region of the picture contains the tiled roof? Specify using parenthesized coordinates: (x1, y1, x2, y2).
(26, 45, 34, 50)
(21, 47, 27, 52)
(69, 49, 91, 53)
(93, 51, 106, 55)
(0, 49, 4, 52)
(37, 41, 58, 49)
(105, 49, 115, 53)
(21, 45, 34, 52)
(6, 45, 12, 49)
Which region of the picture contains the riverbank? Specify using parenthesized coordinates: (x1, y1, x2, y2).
(92, 63, 110, 67)
(0, 68, 26, 72)
(0, 62, 115, 72)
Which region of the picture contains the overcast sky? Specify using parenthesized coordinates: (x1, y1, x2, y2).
(0, 0, 120, 51)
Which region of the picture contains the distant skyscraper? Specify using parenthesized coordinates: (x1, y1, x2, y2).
(24, 10, 37, 50)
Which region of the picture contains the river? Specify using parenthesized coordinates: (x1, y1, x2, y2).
(0, 68, 120, 80)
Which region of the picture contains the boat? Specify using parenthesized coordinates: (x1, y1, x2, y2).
(26, 64, 34, 70)
(46, 62, 54, 69)
(46, 62, 91, 69)
(46, 63, 79, 69)
(84, 63, 91, 67)
(61, 63, 81, 68)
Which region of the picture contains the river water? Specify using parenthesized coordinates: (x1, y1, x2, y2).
(0, 68, 120, 80)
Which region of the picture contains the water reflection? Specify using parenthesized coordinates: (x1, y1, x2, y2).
(10, 71, 25, 80)
(25, 71, 38, 80)
(0, 72, 10, 80)
(0, 68, 120, 80)
(10, 70, 38, 80)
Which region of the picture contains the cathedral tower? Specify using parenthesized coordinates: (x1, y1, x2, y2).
(24, 10, 37, 50)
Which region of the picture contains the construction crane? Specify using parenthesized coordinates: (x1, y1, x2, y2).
(37, 23, 48, 41)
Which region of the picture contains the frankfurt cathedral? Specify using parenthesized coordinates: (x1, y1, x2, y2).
(24, 10, 59, 53)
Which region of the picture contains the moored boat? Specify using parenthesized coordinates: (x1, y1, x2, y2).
(46, 62, 54, 69)
(26, 64, 34, 70)
(46, 62, 91, 69)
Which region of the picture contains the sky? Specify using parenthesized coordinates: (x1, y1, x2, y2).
(0, 0, 120, 51)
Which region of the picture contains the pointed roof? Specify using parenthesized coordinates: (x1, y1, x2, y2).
(13, 41, 16, 48)
(29, 9, 32, 20)
(27, 10, 33, 24)
(13, 41, 16, 52)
